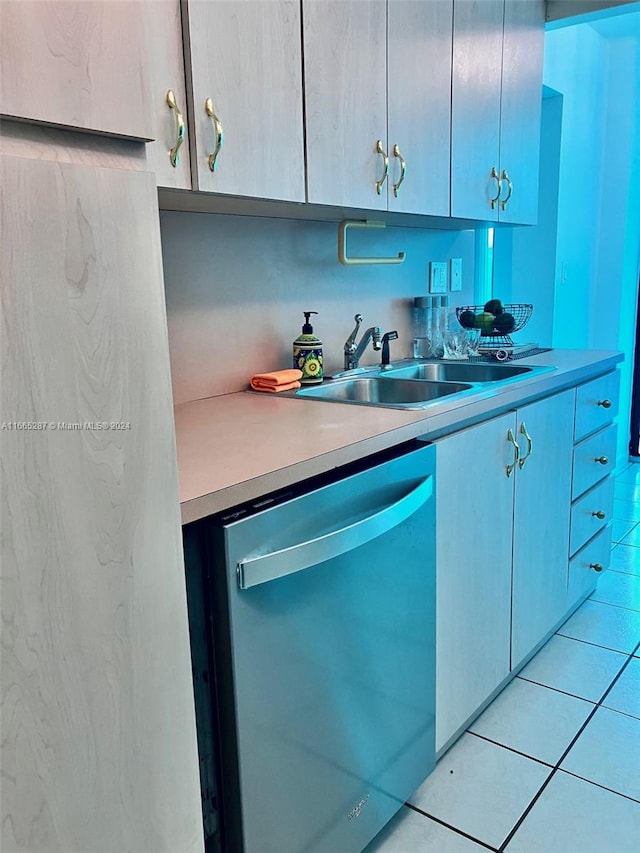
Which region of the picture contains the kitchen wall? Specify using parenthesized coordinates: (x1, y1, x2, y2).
(544, 17, 639, 466)
(160, 212, 476, 404)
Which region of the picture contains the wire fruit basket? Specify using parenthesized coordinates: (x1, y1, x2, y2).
(455, 303, 533, 349)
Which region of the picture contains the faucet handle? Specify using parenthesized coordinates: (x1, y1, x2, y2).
(381, 330, 398, 366)
(344, 313, 363, 354)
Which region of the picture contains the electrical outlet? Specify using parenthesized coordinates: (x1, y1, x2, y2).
(450, 258, 462, 292)
(429, 261, 448, 294)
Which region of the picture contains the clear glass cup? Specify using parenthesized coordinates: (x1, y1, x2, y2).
(442, 329, 468, 359)
(464, 328, 482, 357)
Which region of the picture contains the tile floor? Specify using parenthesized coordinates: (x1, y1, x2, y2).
(367, 462, 640, 853)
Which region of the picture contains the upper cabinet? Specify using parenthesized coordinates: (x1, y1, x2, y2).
(303, 0, 453, 216)
(144, 0, 192, 189)
(182, 0, 305, 202)
(387, 0, 453, 216)
(0, 0, 153, 140)
(451, 0, 545, 224)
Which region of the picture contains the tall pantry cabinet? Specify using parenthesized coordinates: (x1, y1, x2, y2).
(0, 3, 204, 852)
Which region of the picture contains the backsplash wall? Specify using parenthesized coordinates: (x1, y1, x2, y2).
(160, 211, 477, 404)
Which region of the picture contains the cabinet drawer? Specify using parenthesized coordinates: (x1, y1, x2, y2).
(574, 372, 619, 442)
(572, 423, 617, 500)
(567, 525, 612, 607)
(570, 476, 615, 557)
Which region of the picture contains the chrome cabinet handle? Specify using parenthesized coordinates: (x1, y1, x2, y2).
(506, 428, 520, 477)
(490, 166, 502, 209)
(589, 562, 604, 572)
(595, 456, 609, 465)
(597, 399, 612, 409)
(375, 139, 389, 195)
(592, 510, 606, 519)
(392, 144, 406, 197)
(236, 476, 433, 589)
(205, 97, 224, 172)
(166, 89, 185, 167)
(500, 169, 513, 210)
(518, 421, 533, 469)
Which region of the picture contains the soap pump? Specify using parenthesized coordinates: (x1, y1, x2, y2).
(293, 311, 323, 385)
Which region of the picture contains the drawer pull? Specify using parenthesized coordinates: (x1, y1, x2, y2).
(597, 399, 612, 409)
(595, 456, 609, 465)
(166, 90, 185, 167)
(592, 510, 606, 519)
(518, 420, 533, 469)
(375, 139, 389, 194)
(506, 428, 519, 477)
(489, 166, 502, 209)
(589, 562, 604, 572)
(205, 97, 224, 172)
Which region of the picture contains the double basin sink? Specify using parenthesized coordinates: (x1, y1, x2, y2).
(292, 360, 554, 410)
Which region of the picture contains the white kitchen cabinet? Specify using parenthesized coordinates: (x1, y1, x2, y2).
(0, 153, 203, 853)
(510, 390, 575, 668)
(183, 0, 305, 201)
(303, 0, 388, 210)
(0, 0, 153, 141)
(144, 0, 192, 189)
(451, 0, 544, 224)
(435, 412, 515, 753)
(436, 388, 575, 749)
(304, 0, 452, 215)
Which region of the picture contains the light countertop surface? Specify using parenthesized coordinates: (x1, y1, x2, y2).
(175, 349, 623, 524)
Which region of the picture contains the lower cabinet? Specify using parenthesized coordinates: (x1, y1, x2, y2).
(1, 154, 203, 853)
(435, 389, 575, 752)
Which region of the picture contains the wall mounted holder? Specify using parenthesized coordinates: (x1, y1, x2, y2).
(337, 220, 406, 266)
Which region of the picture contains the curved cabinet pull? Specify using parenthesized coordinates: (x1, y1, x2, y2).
(205, 97, 224, 172)
(392, 144, 406, 197)
(589, 562, 604, 573)
(595, 456, 609, 466)
(500, 169, 513, 211)
(166, 90, 185, 167)
(375, 139, 389, 195)
(597, 399, 612, 409)
(489, 166, 502, 209)
(236, 476, 433, 589)
(518, 421, 533, 469)
(591, 510, 606, 519)
(506, 428, 520, 477)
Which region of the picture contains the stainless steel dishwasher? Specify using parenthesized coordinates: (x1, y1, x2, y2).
(199, 440, 436, 853)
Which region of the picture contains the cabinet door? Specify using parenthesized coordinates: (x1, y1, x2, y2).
(0, 1, 153, 140)
(303, 0, 387, 209)
(435, 412, 515, 753)
(144, 0, 192, 189)
(498, 0, 545, 225)
(387, 0, 452, 216)
(450, 0, 503, 221)
(184, 0, 305, 201)
(0, 155, 203, 853)
(511, 390, 575, 669)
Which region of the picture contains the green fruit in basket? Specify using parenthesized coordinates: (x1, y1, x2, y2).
(459, 310, 476, 329)
(484, 299, 504, 315)
(493, 312, 516, 333)
(475, 312, 497, 334)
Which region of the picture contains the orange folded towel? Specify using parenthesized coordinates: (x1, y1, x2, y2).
(250, 369, 303, 393)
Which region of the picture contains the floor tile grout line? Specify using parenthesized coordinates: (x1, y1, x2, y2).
(555, 630, 637, 656)
(466, 731, 556, 769)
(404, 804, 499, 851)
(557, 767, 640, 804)
(515, 673, 618, 705)
(498, 648, 640, 851)
(585, 597, 640, 615)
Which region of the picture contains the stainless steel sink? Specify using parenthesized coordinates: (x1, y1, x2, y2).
(382, 362, 534, 383)
(295, 377, 474, 409)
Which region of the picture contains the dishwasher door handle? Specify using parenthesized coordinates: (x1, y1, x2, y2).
(236, 476, 433, 589)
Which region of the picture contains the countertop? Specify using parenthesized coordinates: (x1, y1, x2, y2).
(175, 349, 623, 524)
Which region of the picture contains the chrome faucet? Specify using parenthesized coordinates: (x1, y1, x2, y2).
(343, 313, 383, 370)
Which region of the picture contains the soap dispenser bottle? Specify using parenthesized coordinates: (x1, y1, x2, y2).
(293, 311, 323, 385)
